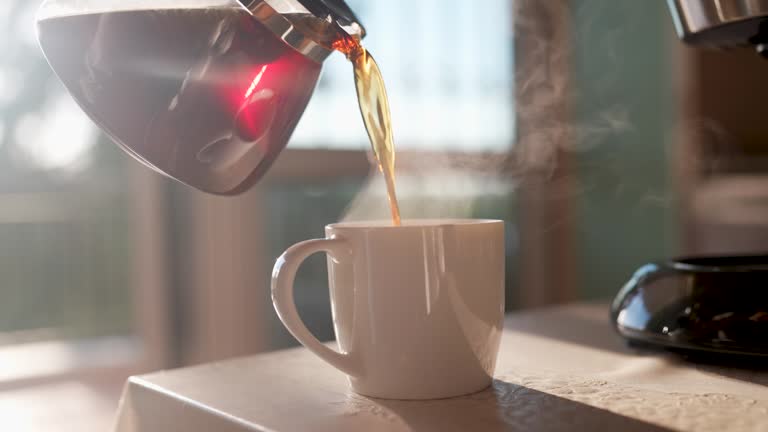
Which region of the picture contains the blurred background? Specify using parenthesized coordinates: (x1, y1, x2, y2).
(3, 0, 768, 430)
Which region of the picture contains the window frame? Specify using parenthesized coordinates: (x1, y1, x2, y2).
(0, 162, 172, 389)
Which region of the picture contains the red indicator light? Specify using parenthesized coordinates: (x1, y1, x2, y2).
(244, 65, 269, 100)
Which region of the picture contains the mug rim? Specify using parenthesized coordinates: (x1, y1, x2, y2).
(326, 219, 503, 230)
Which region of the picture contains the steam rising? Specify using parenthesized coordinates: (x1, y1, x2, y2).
(343, 153, 513, 222)
(342, 0, 634, 223)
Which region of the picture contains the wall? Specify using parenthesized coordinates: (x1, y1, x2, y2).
(571, 1, 679, 299)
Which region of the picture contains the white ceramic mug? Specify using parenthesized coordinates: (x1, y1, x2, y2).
(271, 219, 505, 400)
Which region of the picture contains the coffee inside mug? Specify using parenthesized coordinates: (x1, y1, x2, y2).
(612, 255, 768, 356)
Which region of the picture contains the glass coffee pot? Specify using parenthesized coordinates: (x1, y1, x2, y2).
(36, 0, 364, 195)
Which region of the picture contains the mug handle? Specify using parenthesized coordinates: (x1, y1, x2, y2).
(271, 237, 361, 377)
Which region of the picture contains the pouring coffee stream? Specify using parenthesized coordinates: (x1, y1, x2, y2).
(334, 36, 402, 226)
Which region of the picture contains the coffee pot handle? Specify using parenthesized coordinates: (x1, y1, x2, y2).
(271, 237, 361, 377)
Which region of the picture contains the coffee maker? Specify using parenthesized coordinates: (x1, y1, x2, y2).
(668, 0, 768, 55)
(610, 0, 768, 358)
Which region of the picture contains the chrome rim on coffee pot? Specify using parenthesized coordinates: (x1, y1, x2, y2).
(36, 0, 364, 195)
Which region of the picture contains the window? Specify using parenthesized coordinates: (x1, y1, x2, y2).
(0, 2, 168, 429)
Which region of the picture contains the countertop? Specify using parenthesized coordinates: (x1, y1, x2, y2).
(114, 303, 768, 432)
